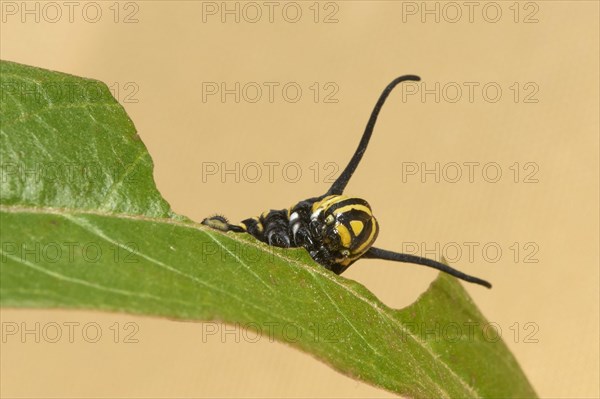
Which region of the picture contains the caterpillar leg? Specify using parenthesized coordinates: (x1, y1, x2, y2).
(261, 210, 291, 247)
(288, 199, 318, 247)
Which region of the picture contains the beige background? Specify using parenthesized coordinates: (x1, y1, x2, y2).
(1, 1, 598, 398)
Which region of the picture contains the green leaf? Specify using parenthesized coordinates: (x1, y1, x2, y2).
(0, 60, 537, 398)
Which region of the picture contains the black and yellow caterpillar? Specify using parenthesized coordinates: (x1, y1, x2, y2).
(203, 75, 491, 288)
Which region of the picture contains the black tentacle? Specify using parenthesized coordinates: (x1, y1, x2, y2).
(327, 75, 421, 196)
(364, 247, 492, 288)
